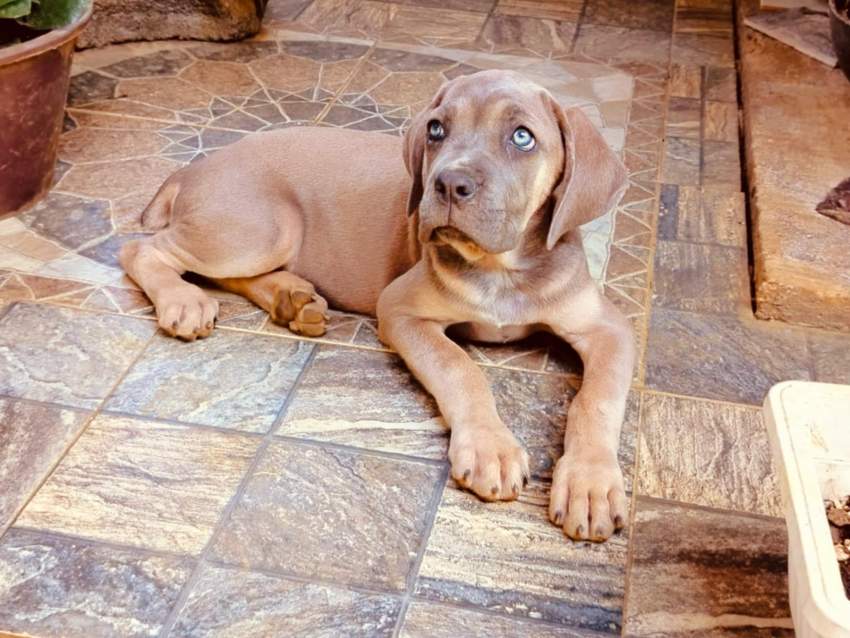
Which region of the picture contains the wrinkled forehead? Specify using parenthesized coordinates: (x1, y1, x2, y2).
(437, 73, 554, 131)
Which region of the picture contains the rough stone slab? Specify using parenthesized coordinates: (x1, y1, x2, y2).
(77, 0, 267, 49)
(739, 1, 850, 330)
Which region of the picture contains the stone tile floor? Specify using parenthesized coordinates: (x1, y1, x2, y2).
(1, 0, 849, 635)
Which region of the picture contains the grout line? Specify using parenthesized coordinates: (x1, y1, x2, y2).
(157, 343, 319, 637)
(272, 431, 449, 468)
(635, 386, 762, 411)
(313, 42, 378, 124)
(633, 494, 785, 523)
(0, 325, 160, 540)
(619, 389, 643, 636)
(391, 466, 449, 638)
(10, 526, 194, 562)
(568, 0, 589, 54)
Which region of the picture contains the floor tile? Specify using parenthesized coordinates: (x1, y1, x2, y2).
(702, 138, 741, 187)
(705, 65, 737, 102)
(0, 528, 193, 638)
(665, 96, 700, 139)
(0, 303, 155, 409)
(0, 399, 90, 535)
(661, 136, 700, 185)
(394, 0, 495, 12)
(704, 100, 738, 142)
(107, 330, 313, 433)
(637, 393, 782, 516)
(583, 0, 674, 32)
(672, 32, 735, 68)
(645, 308, 812, 405)
(668, 63, 702, 98)
(16, 415, 258, 554)
(170, 563, 402, 637)
(279, 346, 445, 459)
(210, 440, 444, 592)
(493, 0, 583, 21)
(478, 15, 576, 56)
(574, 25, 672, 64)
(415, 484, 628, 633)
(682, 185, 747, 247)
(623, 498, 793, 636)
(401, 600, 603, 637)
(809, 330, 850, 385)
(652, 240, 749, 315)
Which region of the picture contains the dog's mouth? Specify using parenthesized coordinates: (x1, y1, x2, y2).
(430, 226, 488, 262)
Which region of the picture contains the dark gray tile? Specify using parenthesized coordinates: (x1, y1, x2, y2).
(623, 498, 793, 636)
(705, 66, 737, 102)
(102, 49, 193, 78)
(645, 308, 812, 404)
(652, 240, 749, 315)
(67, 70, 117, 105)
(703, 139, 741, 187)
(210, 440, 445, 591)
(661, 137, 700, 185)
(19, 192, 112, 251)
(0, 304, 156, 409)
(108, 330, 312, 433)
(0, 399, 90, 535)
(171, 563, 402, 637)
(0, 528, 193, 638)
(583, 0, 674, 32)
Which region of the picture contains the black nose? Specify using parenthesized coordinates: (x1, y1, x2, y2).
(434, 169, 478, 203)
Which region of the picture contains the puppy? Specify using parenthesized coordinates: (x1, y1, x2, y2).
(120, 69, 634, 542)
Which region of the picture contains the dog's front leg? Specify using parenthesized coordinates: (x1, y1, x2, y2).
(547, 287, 636, 542)
(378, 288, 530, 501)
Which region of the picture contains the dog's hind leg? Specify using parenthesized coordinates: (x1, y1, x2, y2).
(213, 271, 329, 337)
(120, 237, 219, 341)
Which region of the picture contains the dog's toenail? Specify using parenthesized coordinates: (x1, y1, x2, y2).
(512, 483, 518, 495)
(554, 510, 563, 525)
(462, 469, 471, 482)
(593, 527, 604, 539)
(172, 320, 178, 330)
(614, 515, 624, 528)
(206, 322, 212, 329)
(490, 485, 498, 496)
(522, 475, 528, 488)
(575, 525, 584, 537)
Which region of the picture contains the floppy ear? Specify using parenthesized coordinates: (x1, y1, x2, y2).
(402, 80, 454, 216)
(546, 103, 628, 250)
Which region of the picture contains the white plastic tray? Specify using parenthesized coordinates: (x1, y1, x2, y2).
(764, 381, 850, 638)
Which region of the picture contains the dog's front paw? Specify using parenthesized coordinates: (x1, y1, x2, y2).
(157, 287, 219, 341)
(549, 446, 627, 542)
(449, 425, 530, 502)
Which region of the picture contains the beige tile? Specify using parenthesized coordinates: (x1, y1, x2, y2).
(494, 0, 583, 21)
(401, 601, 590, 637)
(704, 100, 738, 142)
(0, 399, 90, 535)
(0, 304, 155, 409)
(668, 63, 702, 98)
(17, 415, 258, 554)
(637, 393, 783, 517)
(107, 330, 313, 433)
(211, 440, 444, 591)
(171, 564, 402, 637)
(416, 484, 629, 631)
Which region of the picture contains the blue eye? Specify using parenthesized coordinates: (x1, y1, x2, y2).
(511, 126, 535, 151)
(427, 120, 446, 141)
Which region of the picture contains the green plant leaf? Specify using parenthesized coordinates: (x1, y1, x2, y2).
(0, 0, 31, 19)
(19, 0, 90, 29)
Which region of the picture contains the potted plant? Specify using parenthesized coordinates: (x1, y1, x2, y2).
(764, 381, 850, 637)
(0, 0, 92, 217)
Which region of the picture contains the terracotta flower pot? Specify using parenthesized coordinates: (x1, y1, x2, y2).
(0, 5, 92, 217)
(831, 0, 850, 82)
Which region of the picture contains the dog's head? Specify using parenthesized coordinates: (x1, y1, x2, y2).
(403, 69, 627, 260)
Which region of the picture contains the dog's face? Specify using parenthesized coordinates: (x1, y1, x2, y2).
(403, 69, 627, 261)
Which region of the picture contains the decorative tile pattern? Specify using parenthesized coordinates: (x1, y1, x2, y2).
(211, 440, 445, 591)
(107, 330, 313, 433)
(16, 415, 258, 554)
(645, 308, 812, 405)
(0, 303, 155, 409)
(170, 564, 402, 637)
(637, 393, 782, 516)
(0, 399, 89, 535)
(0, 528, 193, 638)
(415, 484, 628, 632)
(658, 184, 746, 247)
(623, 498, 794, 636)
